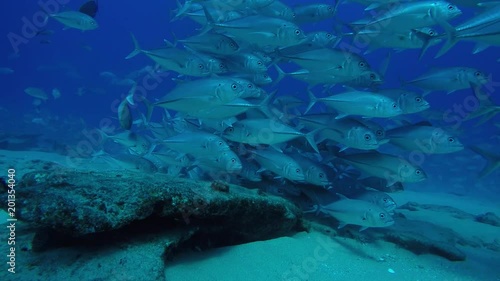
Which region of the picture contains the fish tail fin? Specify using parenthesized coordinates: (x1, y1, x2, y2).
(272, 64, 287, 87)
(37, 8, 51, 25)
(141, 97, 155, 125)
(379, 51, 391, 78)
(199, 4, 215, 35)
(332, 0, 343, 17)
(257, 90, 277, 118)
(305, 88, 317, 114)
(125, 33, 142, 59)
(469, 146, 500, 178)
(412, 29, 436, 60)
(126, 83, 137, 106)
(305, 129, 321, 153)
(171, 0, 192, 22)
(435, 21, 457, 58)
(95, 128, 110, 142)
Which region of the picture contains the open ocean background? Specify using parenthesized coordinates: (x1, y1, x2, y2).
(0, 1, 499, 280)
(1, 0, 498, 195)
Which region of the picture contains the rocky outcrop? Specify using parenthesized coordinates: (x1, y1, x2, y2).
(3, 167, 304, 250)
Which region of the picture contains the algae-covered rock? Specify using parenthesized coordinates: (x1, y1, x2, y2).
(476, 212, 500, 227)
(3, 168, 303, 243)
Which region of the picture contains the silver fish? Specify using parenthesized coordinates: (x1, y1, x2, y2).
(352, 1, 461, 33)
(223, 118, 319, 153)
(386, 122, 464, 154)
(24, 87, 48, 100)
(250, 148, 305, 181)
(339, 151, 427, 186)
(315, 118, 381, 151)
(406, 67, 489, 95)
(319, 194, 394, 230)
(155, 77, 244, 113)
(48, 11, 98, 31)
(306, 90, 402, 118)
(126, 34, 209, 77)
(162, 131, 231, 156)
(178, 32, 239, 55)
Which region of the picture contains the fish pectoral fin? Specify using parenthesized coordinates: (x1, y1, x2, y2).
(256, 167, 266, 173)
(248, 32, 276, 38)
(270, 144, 283, 152)
(337, 222, 347, 229)
(359, 226, 368, 232)
(334, 113, 348, 119)
(338, 145, 349, 152)
(385, 177, 399, 187)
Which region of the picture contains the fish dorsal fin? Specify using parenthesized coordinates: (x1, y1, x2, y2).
(336, 193, 349, 200)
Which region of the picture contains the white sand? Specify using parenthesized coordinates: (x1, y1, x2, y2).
(165, 230, 499, 281)
(165, 190, 500, 281)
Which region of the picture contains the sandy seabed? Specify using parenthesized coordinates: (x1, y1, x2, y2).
(0, 149, 499, 281)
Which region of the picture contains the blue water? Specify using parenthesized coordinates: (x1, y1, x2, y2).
(0, 1, 499, 279)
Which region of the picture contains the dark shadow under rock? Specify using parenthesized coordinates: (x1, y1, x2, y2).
(475, 212, 500, 227)
(373, 215, 467, 261)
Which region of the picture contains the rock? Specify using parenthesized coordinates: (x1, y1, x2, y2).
(398, 202, 476, 220)
(475, 212, 500, 227)
(375, 216, 467, 261)
(2, 168, 304, 246)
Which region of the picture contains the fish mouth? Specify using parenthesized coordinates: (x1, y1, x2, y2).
(385, 203, 397, 211)
(420, 101, 430, 109)
(377, 138, 390, 145)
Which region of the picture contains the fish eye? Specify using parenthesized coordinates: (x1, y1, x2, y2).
(364, 134, 371, 141)
(326, 33, 332, 38)
(218, 141, 224, 146)
(219, 63, 225, 68)
(198, 64, 204, 69)
(448, 137, 454, 142)
(358, 61, 366, 68)
(415, 97, 422, 102)
(257, 61, 263, 66)
(383, 198, 388, 202)
(376, 130, 383, 136)
(295, 29, 301, 36)
(231, 83, 238, 90)
(231, 158, 236, 163)
(379, 213, 385, 218)
(229, 42, 235, 47)
(474, 71, 482, 76)
(296, 168, 301, 173)
(392, 103, 397, 108)
(319, 173, 324, 178)
(415, 169, 422, 175)
(227, 127, 234, 132)
(370, 73, 376, 80)
(448, 4, 454, 10)
(247, 84, 253, 88)
(428, 30, 435, 36)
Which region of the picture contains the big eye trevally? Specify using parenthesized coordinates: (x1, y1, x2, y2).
(338, 151, 427, 186)
(386, 121, 464, 154)
(319, 193, 394, 231)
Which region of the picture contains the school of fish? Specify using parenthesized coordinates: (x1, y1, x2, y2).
(31, 0, 499, 231)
